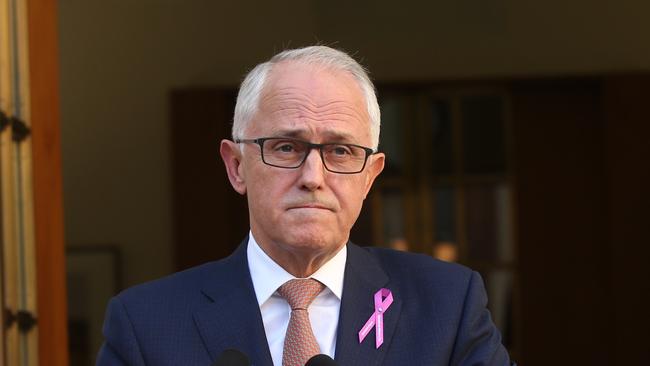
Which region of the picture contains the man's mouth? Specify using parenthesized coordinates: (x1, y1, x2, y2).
(288, 202, 333, 211)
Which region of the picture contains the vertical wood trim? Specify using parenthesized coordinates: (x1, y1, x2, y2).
(15, 0, 40, 362)
(0, 2, 14, 363)
(26, 0, 69, 365)
(0, 138, 17, 366)
(450, 95, 467, 261)
(416, 93, 433, 252)
(402, 95, 418, 251)
(1, 0, 31, 363)
(501, 91, 521, 360)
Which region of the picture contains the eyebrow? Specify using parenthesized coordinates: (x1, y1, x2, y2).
(271, 129, 358, 144)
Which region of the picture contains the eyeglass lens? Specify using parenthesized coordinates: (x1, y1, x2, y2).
(261, 138, 367, 173)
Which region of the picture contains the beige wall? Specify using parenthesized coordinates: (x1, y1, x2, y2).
(58, 0, 650, 287)
(316, 0, 650, 80)
(58, 0, 318, 287)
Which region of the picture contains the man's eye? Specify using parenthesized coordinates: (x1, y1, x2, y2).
(274, 142, 297, 153)
(331, 146, 352, 156)
(280, 144, 293, 152)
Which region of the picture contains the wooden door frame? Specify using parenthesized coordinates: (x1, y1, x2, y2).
(27, 0, 68, 364)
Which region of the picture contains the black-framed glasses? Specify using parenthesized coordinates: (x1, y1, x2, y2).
(235, 137, 376, 174)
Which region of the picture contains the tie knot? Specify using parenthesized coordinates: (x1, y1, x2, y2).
(278, 278, 324, 310)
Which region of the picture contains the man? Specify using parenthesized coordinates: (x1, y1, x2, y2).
(97, 46, 513, 365)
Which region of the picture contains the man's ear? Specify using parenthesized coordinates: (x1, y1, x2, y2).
(220, 139, 247, 195)
(362, 152, 385, 199)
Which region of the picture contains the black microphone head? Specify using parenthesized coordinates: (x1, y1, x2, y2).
(305, 354, 338, 366)
(212, 349, 250, 366)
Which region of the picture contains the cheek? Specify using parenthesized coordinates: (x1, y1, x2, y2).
(333, 179, 367, 220)
(247, 169, 288, 209)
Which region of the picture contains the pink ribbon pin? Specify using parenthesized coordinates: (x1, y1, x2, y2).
(358, 288, 394, 349)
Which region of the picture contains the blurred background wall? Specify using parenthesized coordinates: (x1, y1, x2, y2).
(57, 1, 650, 365)
(59, 0, 650, 288)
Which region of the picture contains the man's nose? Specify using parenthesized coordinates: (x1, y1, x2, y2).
(298, 148, 326, 190)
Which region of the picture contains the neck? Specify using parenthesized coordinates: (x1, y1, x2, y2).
(278, 252, 332, 278)
(254, 238, 345, 278)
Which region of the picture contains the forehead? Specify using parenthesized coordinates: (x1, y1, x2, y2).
(252, 61, 371, 143)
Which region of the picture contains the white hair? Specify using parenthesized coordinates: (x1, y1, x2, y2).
(232, 46, 381, 150)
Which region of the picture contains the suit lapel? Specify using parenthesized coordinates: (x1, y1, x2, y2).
(193, 241, 274, 366)
(335, 244, 402, 366)
(192, 241, 403, 366)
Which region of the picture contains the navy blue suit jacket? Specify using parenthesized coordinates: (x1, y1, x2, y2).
(97, 241, 512, 365)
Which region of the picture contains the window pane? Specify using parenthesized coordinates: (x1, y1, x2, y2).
(379, 96, 406, 175)
(461, 95, 506, 174)
(430, 99, 453, 175)
(466, 182, 514, 262)
(479, 269, 515, 349)
(381, 188, 407, 250)
(434, 186, 455, 242)
(432, 186, 458, 262)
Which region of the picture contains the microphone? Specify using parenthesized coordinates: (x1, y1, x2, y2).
(212, 349, 251, 366)
(305, 354, 338, 366)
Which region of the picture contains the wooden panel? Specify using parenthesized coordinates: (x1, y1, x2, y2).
(602, 75, 650, 365)
(0, 105, 17, 366)
(511, 80, 611, 365)
(26, 0, 69, 365)
(1, 1, 15, 363)
(170, 89, 249, 270)
(2, 0, 41, 363)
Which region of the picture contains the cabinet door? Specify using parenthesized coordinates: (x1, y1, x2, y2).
(170, 89, 249, 271)
(372, 87, 518, 352)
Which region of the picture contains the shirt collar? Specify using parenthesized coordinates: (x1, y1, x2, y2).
(247, 231, 347, 306)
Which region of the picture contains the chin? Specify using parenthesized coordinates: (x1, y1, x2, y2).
(283, 228, 340, 253)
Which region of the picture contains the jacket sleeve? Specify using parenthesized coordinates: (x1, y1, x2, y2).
(450, 271, 513, 366)
(96, 296, 147, 366)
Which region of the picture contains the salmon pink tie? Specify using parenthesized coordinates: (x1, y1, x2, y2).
(278, 278, 325, 366)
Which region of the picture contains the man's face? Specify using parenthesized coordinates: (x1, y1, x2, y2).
(224, 61, 384, 263)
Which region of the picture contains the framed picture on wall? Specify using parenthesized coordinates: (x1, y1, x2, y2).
(66, 245, 122, 366)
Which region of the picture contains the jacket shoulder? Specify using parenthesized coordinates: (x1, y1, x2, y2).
(365, 246, 472, 279)
(361, 246, 476, 297)
(115, 260, 225, 311)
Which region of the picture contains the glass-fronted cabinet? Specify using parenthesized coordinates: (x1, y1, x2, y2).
(371, 86, 518, 355)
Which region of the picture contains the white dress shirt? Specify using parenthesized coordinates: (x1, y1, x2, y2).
(247, 232, 346, 366)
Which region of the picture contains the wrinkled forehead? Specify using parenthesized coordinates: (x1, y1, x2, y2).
(250, 61, 371, 140)
(265, 61, 365, 100)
